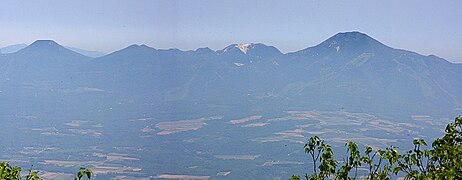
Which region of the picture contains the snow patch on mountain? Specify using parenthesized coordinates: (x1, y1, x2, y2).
(234, 62, 245, 67)
(328, 41, 341, 52)
(236, 43, 251, 54)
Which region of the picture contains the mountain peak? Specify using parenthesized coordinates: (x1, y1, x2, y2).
(14, 40, 90, 59)
(125, 44, 153, 50)
(195, 47, 213, 52)
(236, 43, 251, 54)
(331, 31, 369, 40)
(31, 39, 59, 45)
(220, 43, 282, 57)
(20, 40, 67, 53)
(324, 31, 381, 45)
(118, 44, 156, 53)
(100, 44, 156, 59)
(310, 31, 390, 53)
(27, 40, 63, 50)
(221, 43, 252, 54)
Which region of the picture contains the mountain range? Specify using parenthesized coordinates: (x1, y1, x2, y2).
(0, 43, 106, 58)
(0, 31, 461, 118)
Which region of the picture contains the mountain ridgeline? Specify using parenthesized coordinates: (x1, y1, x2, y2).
(0, 32, 461, 118)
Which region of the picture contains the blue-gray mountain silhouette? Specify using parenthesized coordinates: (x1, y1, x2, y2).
(0, 44, 27, 54)
(0, 32, 461, 117)
(0, 42, 105, 57)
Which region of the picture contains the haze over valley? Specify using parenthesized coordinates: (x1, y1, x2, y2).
(2, 1, 462, 179)
(1, 31, 461, 179)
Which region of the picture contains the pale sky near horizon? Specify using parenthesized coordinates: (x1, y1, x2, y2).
(1, 0, 461, 62)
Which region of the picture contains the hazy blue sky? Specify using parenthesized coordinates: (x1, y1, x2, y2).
(1, 0, 461, 62)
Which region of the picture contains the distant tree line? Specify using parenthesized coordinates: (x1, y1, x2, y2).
(292, 116, 462, 180)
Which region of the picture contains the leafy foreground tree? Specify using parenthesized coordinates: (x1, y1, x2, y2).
(0, 162, 92, 180)
(292, 116, 462, 180)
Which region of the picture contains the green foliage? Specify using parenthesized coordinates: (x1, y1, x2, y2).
(0, 162, 92, 180)
(0, 162, 21, 179)
(292, 116, 462, 179)
(25, 165, 42, 180)
(0, 163, 41, 180)
(426, 116, 462, 178)
(303, 136, 337, 179)
(336, 141, 361, 179)
(75, 167, 93, 180)
(291, 175, 301, 180)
